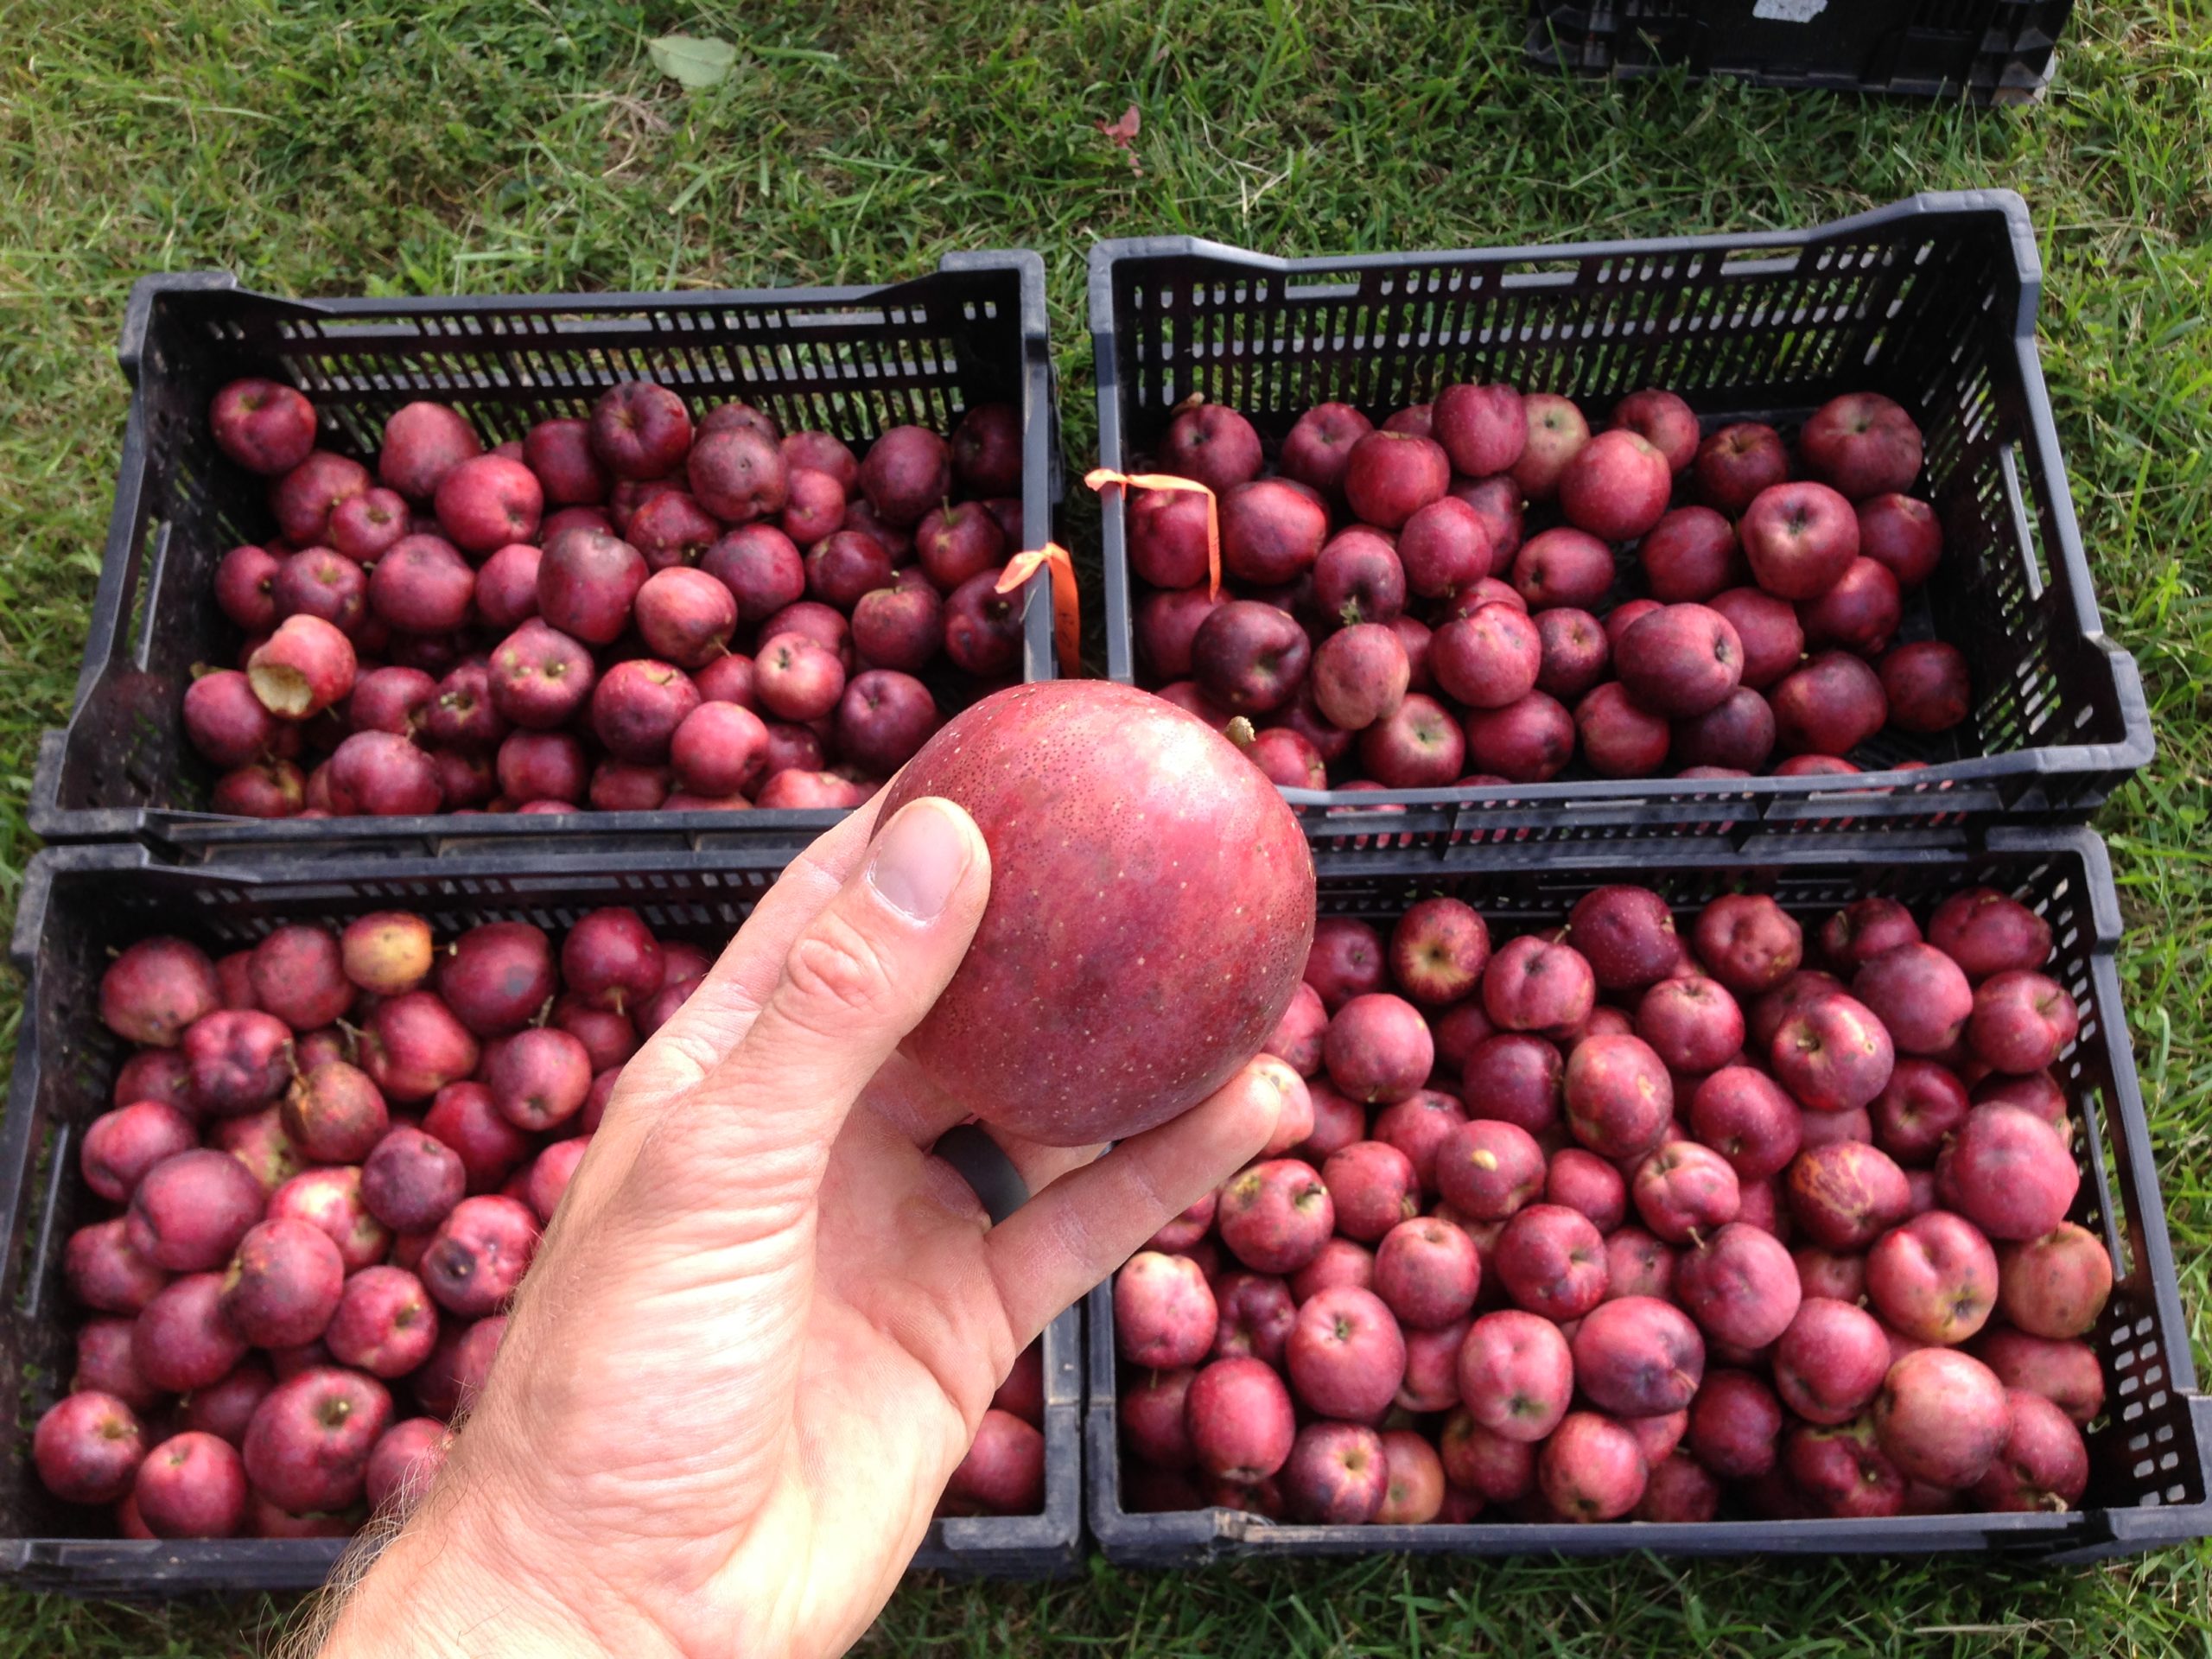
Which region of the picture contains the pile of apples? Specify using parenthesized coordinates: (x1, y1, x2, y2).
(1112, 880, 2107, 1524)
(186, 374, 1029, 817)
(1123, 385, 1968, 789)
(34, 912, 1044, 1538)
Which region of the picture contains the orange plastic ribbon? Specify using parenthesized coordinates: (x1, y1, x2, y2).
(1084, 467, 1221, 600)
(995, 542, 1081, 677)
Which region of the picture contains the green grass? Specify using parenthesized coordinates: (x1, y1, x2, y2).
(2, 0, 2209, 1651)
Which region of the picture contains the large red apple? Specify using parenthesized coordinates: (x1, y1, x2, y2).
(880, 683, 1316, 1145)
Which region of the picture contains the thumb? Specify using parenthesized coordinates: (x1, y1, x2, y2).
(631, 796, 991, 1208)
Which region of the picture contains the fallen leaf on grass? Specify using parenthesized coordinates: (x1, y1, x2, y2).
(649, 35, 738, 90)
(1096, 103, 1142, 174)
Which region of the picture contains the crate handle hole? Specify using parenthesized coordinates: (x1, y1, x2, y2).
(1720, 249, 1807, 279)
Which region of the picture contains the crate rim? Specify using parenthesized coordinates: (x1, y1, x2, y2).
(1087, 190, 2152, 832)
(3, 838, 844, 969)
(1086, 191, 2041, 334)
(26, 764, 864, 857)
(118, 251, 1053, 383)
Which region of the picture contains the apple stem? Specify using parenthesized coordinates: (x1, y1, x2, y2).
(1225, 715, 1256, 753)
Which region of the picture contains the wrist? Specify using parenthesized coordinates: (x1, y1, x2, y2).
(315, 1486, 679, 1659)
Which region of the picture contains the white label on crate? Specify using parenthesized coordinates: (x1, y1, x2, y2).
(1751, 0, 1827, 19)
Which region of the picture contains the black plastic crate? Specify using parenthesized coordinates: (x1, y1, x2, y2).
(1087, 825, 2210, 1565)
(1528, 0, 2073, 105)
(1090, 191, 2150, 849)
(0, 843, 1082, 1590)
(29, 255, 1060, 862)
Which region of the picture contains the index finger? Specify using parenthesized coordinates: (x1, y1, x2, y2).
(592, 791, 887, 1148)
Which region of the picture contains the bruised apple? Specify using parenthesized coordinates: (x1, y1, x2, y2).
(878, 683, 1315, 1145)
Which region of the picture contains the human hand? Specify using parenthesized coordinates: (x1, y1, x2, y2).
(316, 794, 1286, 1659)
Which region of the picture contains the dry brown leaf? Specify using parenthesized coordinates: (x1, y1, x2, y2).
(1096, 103, 1141, 174)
